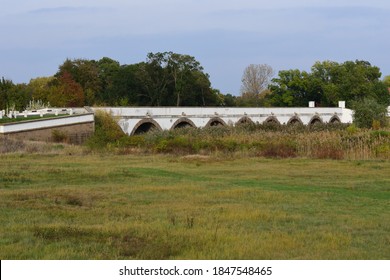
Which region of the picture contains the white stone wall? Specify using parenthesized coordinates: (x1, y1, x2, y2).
(94, 106, 352, 135)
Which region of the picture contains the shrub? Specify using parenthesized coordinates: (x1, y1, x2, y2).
(346, 124, 358, 134)
(86, 110, 126, 149)
(154, 136, 195, 154)
(375, 144, 390, 159)
(123, 135, 146, 147)
(51, 130, 68, 143)
(352, 98, 388, 128)
(370, 130, 390, 138)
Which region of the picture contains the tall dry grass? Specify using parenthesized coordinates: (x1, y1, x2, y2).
(119, 124, 390, 160)
(0, 136, 85, 155)
(2, 119, 390, 161)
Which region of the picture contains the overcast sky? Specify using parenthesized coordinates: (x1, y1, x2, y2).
(1, 0, 389, 95)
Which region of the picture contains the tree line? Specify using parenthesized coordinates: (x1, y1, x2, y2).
(1, 52, 224, 111)
(240, 60, 390, 107)
(1, 52, 389, 112)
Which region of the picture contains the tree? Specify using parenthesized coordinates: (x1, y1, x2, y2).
(384, 76, 390, 89)
(147, 52, 209, 106)
(106, 64, 140, 106)
(189, 71, 219, 106)
(241, 64, 274, 97)
(267, 69, 312, 107)
(56, 59, 102, 106)
(352, 98, 388, 128)
(221, 93, 238, 107)
(0, 77, 14, 110)
(137, 59, 170, 106)
(48, 72, 84, 107)
(2, 53, 230, 108)
(96, 57, 120, 105)
(27, 77, 54, 103)
(267, 60, 390, 107)
(311, 60, 389, 106)
(8, 84, 30, 111)
(167, 53, 203, 106)
(0, 78, 30, 111)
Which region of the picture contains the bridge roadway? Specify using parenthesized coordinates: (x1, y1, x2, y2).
(94, 105, 353, 135)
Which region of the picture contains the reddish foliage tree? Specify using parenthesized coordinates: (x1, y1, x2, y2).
(48, 72, 85, 107)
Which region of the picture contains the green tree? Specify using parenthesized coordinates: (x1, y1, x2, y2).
(268, 60, 390, 107)
(0, 78, 30, 111)
(221, 93, 238, 107)
(167, 52, 203, 106)
(267, 69, 312, 106)
(96, 57, 121, 105)
(27, 77, 55, 103)
(342, 61, 386, 103)
(2, 54, 227, 108)
(383, 76, 390, 94)
(181, 71, 219, 106)
(134, 61, 169, 106)
(7, 84, 30, 111)
(352, 98, 388, 128)
(106, 64, 140, 106)
(0, 77, 14, 110)
(146, 52, 211, 106)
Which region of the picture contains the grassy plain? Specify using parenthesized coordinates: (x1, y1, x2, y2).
(0, 153, 389, 259)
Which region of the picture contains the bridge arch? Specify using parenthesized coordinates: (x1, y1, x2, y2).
(236, 116, 254, 126)
(329, 115, 341, 124)
(131, 118, 162, 135)
(171, 117, 196, 130)
(287, 116, 303, 125)
(309, 115, 323, 126)
(264, 116, 280, 125)
(206, 117, 227, 127)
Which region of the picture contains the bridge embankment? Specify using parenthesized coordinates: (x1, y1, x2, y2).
(0, 109, 94, 144)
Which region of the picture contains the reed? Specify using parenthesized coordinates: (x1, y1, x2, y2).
(115, 124, 390, 160)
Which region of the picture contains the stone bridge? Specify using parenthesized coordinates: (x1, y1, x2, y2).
(94, 102, 353, 135)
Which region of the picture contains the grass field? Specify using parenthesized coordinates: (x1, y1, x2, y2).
(0, 153, 389, 259)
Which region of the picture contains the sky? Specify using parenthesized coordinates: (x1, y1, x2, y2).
(1, 0, 389, 95)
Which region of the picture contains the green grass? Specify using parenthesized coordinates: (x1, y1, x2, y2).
(0, 154, 389, 259)
(0, 115, 62, 124)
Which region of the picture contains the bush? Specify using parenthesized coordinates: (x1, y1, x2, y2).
(375, 144, 390, 159)
(51, 130, 68, 143)
(86, 110, 126, 149)
(155, 136, 195, 154)
(352, 98, 388, 129)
